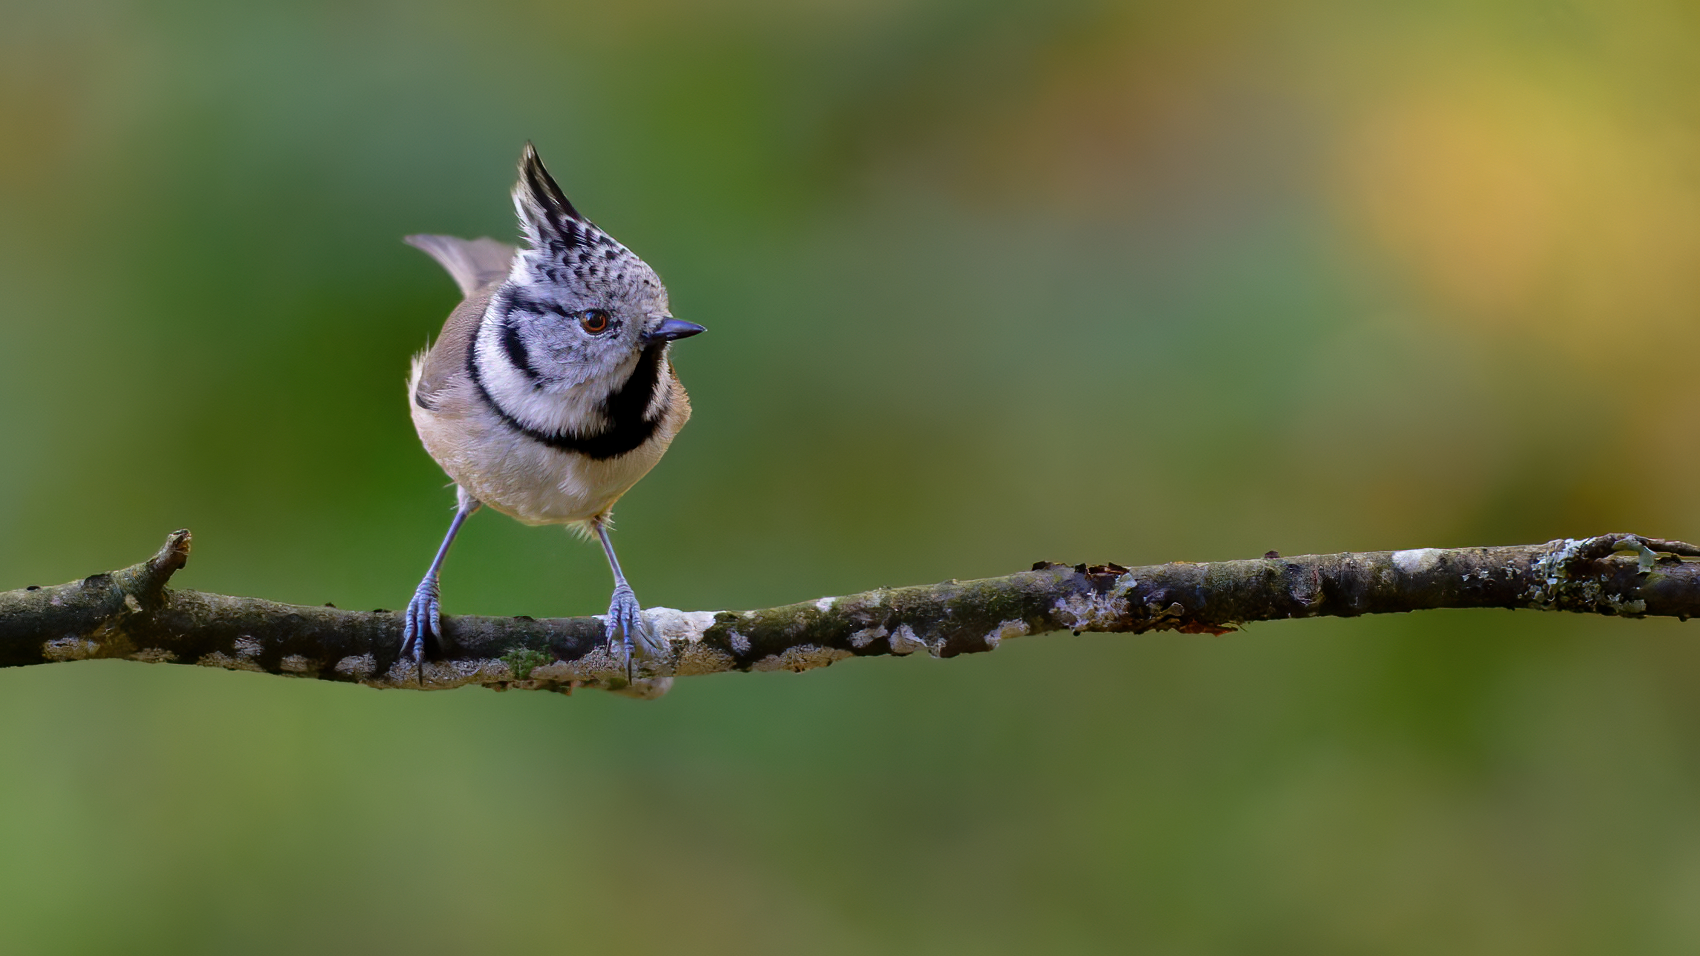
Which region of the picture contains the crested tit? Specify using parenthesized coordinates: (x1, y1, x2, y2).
(399, 143, 703, 678)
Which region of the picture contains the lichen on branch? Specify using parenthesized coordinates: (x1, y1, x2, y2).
(2, 530, 1697, 698)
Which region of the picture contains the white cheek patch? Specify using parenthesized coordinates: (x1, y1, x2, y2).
(474, 318, 622, 437)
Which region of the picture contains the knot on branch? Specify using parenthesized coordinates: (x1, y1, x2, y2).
(121, 529, 192, 605)
(0, 531, 195, 666)
(1527, 533, 1700, 616)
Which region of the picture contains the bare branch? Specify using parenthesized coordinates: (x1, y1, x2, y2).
(3, 530, 1697, 697)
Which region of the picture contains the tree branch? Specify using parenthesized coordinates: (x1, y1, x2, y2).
(3, 530, 1698, 697)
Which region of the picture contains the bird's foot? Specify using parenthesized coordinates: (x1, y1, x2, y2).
(604, 584, 666, 678)
(401, 577, 442, 670)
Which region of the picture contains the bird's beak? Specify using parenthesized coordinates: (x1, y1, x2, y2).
(645, 317, 706, 342)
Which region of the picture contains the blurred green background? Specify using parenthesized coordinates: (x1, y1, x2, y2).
(6, 0, 1700, 952)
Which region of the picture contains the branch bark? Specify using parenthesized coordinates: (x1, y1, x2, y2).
(3, 530, 1698, 697)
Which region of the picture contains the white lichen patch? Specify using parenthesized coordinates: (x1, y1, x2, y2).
(1565, 578, 1650, 617)
(816, 596, 836, 613)
(985, 619, 1028, 649)
(43, 637, 100, 662)
(417, 658, 509, 688)
(334, 654, 375, 678)
(889, 624, 932, 656)
(1521, 537, 1652, 615)
(235, 635, 264, 659)
(850, 625, 888, 649)
(279, 654, 318, 674)
(1392, 548, 1444, 575)
(1609, 594, 1648, 615)
(122, 593, 142, 614)
(532, 645, 621, 683)
(646, 607, 720, 647)
(129, 648, 177, 664)
(1528, 538, 1584, 607)
(750, 644, 852, 673)
(526, 661, 580, 682)
(728, 630, 751, 655)
(197, 651, 264, 673)
(461, 658, 510, 681)
(1053, 589, 1130, 632)
(675, 642, 736, 676)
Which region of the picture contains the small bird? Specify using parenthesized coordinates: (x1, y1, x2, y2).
(399, 142, 703, 678)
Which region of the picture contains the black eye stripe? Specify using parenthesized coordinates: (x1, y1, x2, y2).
(502, 287, 619, 337)
(499, 318, 541, 381)
(502, 285, 568, 319)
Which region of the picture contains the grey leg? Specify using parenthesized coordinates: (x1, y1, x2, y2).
(593, 515, 666, 679)
(402, 486, 481, 668)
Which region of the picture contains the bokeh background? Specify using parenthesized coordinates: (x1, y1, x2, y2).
(5, 0, 1700, 952)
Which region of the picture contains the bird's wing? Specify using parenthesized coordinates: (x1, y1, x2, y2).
(414, 281, 500, 409)
(404, 234, 517, 299)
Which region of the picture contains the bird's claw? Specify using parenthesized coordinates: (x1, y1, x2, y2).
(401, 578, 442, 669)
(605, 584, 666, 678)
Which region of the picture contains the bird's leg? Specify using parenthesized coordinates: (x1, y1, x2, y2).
(402, 486, 481, 672)
(593, 515, 666, 680)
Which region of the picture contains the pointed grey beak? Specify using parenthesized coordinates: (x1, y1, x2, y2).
(645, 317, 706, 342)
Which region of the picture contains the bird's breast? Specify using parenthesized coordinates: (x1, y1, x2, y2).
(408, 358, 689, 526)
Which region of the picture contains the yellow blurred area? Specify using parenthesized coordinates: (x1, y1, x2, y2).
(1344, 67, 1700, 357)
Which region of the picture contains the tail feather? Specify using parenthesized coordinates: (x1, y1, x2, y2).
(404, 234, 516, 298)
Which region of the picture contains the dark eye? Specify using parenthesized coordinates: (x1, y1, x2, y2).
(579, 310, 611, 334)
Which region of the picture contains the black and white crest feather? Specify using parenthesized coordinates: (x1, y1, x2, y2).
(511, 143, 656, 294)
(503, 141, 668, 323)
(514, 142, 591, 246)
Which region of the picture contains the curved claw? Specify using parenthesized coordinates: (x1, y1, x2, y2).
(605, 584, 667, 678)
(401, 578, 442, 668)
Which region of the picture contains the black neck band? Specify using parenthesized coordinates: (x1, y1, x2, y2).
(468, 330, 668, 461)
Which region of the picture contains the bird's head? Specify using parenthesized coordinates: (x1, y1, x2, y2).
(490, 143, 703, 393)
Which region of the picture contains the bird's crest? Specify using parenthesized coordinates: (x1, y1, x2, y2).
(509, 143, 661, 306)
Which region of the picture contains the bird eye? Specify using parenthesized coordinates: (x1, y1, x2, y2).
(579, 310, 611, 334)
